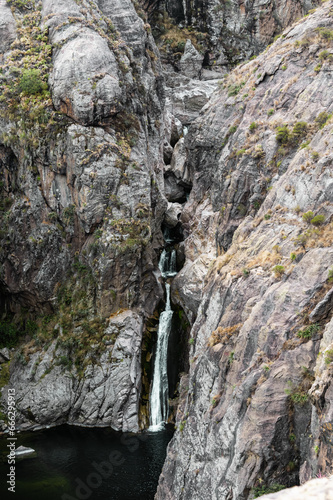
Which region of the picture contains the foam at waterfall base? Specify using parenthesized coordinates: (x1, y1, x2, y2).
(148, 422, 166, 433)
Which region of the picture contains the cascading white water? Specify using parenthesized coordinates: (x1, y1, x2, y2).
(158, 249, 177, 278)
(169, 249, 177, 276)
(149, 284, 173, 431)
(158, 249, 168, 276)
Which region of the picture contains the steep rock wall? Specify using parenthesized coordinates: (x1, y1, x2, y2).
(142, 0, 319, 71)
(157, 2, 333, 498)
(0, 0, 167, 431)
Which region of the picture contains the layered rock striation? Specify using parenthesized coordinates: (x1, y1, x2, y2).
(157, 1, 333, 498)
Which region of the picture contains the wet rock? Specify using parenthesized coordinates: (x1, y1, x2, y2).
(15, 446, 36, 458)
(164, 172, 187, 202)
(164, 202, 183, 228)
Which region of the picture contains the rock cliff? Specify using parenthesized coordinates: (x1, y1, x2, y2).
(157, 1, 333, 498)
(0, 0, 168, 432)
(142, 0, 320, 72)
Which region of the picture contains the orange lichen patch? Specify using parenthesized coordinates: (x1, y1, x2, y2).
(208, 323, 243, 347)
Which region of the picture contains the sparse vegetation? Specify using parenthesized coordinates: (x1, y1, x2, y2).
(310, 215, 325, 226)
(302, 211, 314, 223)
(315, 111, 332, 128)
(316, 27, 333, 40)
(228, 82, 245, 97)
(285, 381, 309, 405)
(208, 324, 243, 347)
(276, 125, 290, 144)
(252, 483, 286, 498)
(324, 349, 333, 365)
(273, 265, 285, 278)
(297, 324, 320, 339)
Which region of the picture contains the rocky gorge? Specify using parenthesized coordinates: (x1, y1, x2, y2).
(0, 0, 333, 499)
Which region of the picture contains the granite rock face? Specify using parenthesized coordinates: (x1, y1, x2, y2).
(0, 0, 167, 431)
(11, 310, 144, 431)
(156, 2, 333, 498)
(143, 0, 320, 72)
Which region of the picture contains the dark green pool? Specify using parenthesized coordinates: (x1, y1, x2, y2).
(0, 425, 173, 500)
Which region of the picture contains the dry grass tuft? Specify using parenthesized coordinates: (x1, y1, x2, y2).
(208, 323, 243, 347)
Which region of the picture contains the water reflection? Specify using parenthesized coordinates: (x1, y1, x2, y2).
(0, 425, 173, 500)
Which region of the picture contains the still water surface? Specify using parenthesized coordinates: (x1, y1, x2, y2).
(0, 424, 173, 500)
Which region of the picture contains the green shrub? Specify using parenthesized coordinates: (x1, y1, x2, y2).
(290, 392, 308, 404)
(302, 211, 314, 223)
(273, 265, 284, 278)
(179, 420, 186, 432)
(328, 268, 333, 281)
(311, 151, 320, 161)
(267, 108, 274, 116)
(292, 121, 307, 139)
(310, 214, 325, 226)
(6, 0, 32, 9)
(221, 125, 237, 147)
(264, 214, 271, 220)
(56, 355, 72, 369)
(325, 349, 333, 364)
(300, 140, 310, 149)
(63, 204, 76, 225)
(319, 50, 329, 61)
(315, 111, 332, 128)
(314, 64, 322, 73)
(228, 82, 245, 96)
(249, 122, 258, 131)
(289, 433, 296, 443)
(297, 323, 320, 339)
(276, 125, 290, 144)
(0, 322, 20, 348)
(290, 252, 297, 261)
(252, 483, 286, 498)
(316, 27, 333, 40)
(19, 69, 47, 95)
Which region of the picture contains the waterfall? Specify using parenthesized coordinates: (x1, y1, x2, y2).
(149, 284, 174, 431)
(159, 249, 177, 279)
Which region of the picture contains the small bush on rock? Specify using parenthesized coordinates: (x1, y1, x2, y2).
(276, 125, 290, 144)
(252, 483, 286, 498)
(273, 265, 284, 278)
(302, 211, 314, 223)
(310, 214, 325, 226)
(19, 69, 47, 95)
